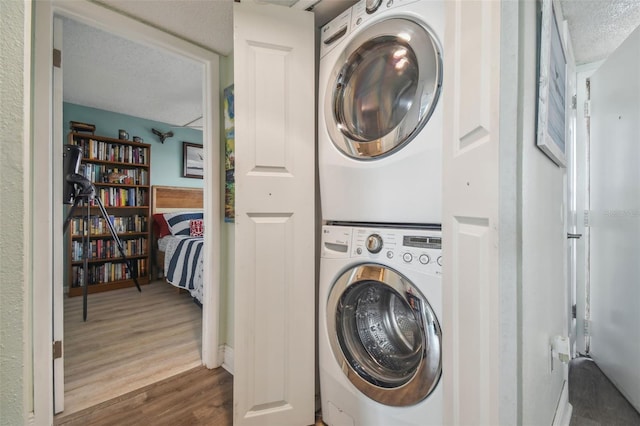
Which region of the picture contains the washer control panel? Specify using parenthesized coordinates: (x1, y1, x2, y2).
(322, 225, 442, 275)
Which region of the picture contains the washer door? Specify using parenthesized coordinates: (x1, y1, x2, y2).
(327, 263, 441, 406)
(325, 17, 442, 159)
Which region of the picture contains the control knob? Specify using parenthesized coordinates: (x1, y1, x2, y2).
(366, 234, 383, 253)
(366, 0, 382, 13)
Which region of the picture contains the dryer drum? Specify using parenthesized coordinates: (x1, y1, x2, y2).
(327, 263, 442, 406)
(326, 18, 443, 160)
(338, 281, 423, 387)
(333, 36, 419, 142)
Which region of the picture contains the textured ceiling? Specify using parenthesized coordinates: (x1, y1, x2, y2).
(62, 0, 354, 127)
(62, 17, 204, 128)
(559, 0, 640, 64)
(63, 0, 640, 128)
(94, 0, 234, 56)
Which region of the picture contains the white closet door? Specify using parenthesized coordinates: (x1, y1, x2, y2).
(442, 1, 510, 424)
(233, 2, 315, 425)
(589, 25, 640, 413)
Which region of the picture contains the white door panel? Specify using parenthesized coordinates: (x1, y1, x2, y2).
(233, 3, 315, 425)
(442, 1, 503, 424)
(589, 25, 640, 412)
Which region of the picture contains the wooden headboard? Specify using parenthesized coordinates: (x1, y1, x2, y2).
(150, 186, 203, 280)
(152, 185, 203, 214)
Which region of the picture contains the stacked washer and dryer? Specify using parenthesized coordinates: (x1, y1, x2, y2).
(318, 0, 445, 425)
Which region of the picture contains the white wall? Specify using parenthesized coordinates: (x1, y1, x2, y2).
(520, 1, 569, 423)
(0, 1, 29, 423)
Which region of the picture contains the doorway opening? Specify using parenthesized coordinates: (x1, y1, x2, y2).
(54, 14, 215, 418)
(32, 1, 221, 422)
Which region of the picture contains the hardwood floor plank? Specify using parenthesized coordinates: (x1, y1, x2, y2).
(54, 367, 233, 426)
(57, 281, 204, 418)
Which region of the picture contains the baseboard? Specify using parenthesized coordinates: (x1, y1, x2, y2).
(219, 344, 234, 375)
(552, 380, 573, 426)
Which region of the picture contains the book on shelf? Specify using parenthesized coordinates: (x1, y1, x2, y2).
(71, 258, 148, 287)
(70, 136, 149, 165)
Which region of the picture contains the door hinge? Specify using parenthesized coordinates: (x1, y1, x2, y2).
(571, 95, 577, 110)
(572, 304, 577, 319)
(53, 340, 63, 359)
(53, 48, 61, 68)
(583, 319, 590, 336)
(584, 100, 591, 118)
(584, 210, 590, 227)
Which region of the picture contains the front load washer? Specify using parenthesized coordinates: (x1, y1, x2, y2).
(319, 224, 443, 425)
(318, 0, 444, 225)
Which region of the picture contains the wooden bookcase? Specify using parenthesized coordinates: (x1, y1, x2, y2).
(66, 131, 151, 296)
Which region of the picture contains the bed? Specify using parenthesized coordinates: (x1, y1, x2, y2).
(151, 186, 205, 304)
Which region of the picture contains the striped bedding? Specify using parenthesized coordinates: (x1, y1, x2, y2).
(163, 235, 204, 304)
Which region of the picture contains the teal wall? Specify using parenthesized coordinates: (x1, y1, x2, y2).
(63, 102, 203, 188)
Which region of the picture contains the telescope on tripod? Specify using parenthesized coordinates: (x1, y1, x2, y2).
(63, 144, 141, 321)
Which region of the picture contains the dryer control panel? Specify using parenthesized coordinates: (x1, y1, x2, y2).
(320, 7, 352, 58)
(321, 225, 442, 275)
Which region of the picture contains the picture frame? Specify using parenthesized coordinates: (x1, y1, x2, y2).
(536, 0, 567, 167)
(183, 142, 204, 179)
(223, 84, 235, 222)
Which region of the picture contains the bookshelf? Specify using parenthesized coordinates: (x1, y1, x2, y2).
(66, 131, 151, 296)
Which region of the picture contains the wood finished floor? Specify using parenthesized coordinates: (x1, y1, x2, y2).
(54, 366, 233, 426)
(56, 280, 325, 425)
(56, 281, 203, 420)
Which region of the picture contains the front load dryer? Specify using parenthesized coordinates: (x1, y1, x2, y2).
(318, 0, 444, 225)
(319, 224, 443, 425)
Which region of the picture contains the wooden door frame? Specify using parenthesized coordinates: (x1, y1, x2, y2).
(32, 1, 220, 423)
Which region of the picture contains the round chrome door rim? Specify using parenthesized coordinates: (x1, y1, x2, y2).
(326, 263, 442, 406)
(325, 17, 443, 160)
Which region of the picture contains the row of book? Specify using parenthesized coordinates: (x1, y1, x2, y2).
(81, 163, 149, 186)
(88, 187, 149, 207)
(72, 137, 149, 165)
(71, 258, 148, 287)
(69, 215, 148, 236)
(71, 237, 148, 262)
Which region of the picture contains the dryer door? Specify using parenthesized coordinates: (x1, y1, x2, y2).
(325, 17, 442, 159)
(326, 263, 441, 406)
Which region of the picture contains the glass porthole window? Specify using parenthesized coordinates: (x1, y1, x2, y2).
(326, 264, 442, 406)
(325, 18, 442, 159)
(337, 280, 424, 388)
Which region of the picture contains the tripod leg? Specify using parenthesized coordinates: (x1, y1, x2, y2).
(63, 196, 82, 235)
(94, 196, 142, 292)
(83, 200, 89, 322)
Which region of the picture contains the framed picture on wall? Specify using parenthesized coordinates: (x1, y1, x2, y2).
(223, 84, 235, 222)
(536, 0, 567, 167)
(183, 142, 204, 179)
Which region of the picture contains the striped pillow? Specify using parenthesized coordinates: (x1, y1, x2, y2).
(164, 212, 203, 236)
